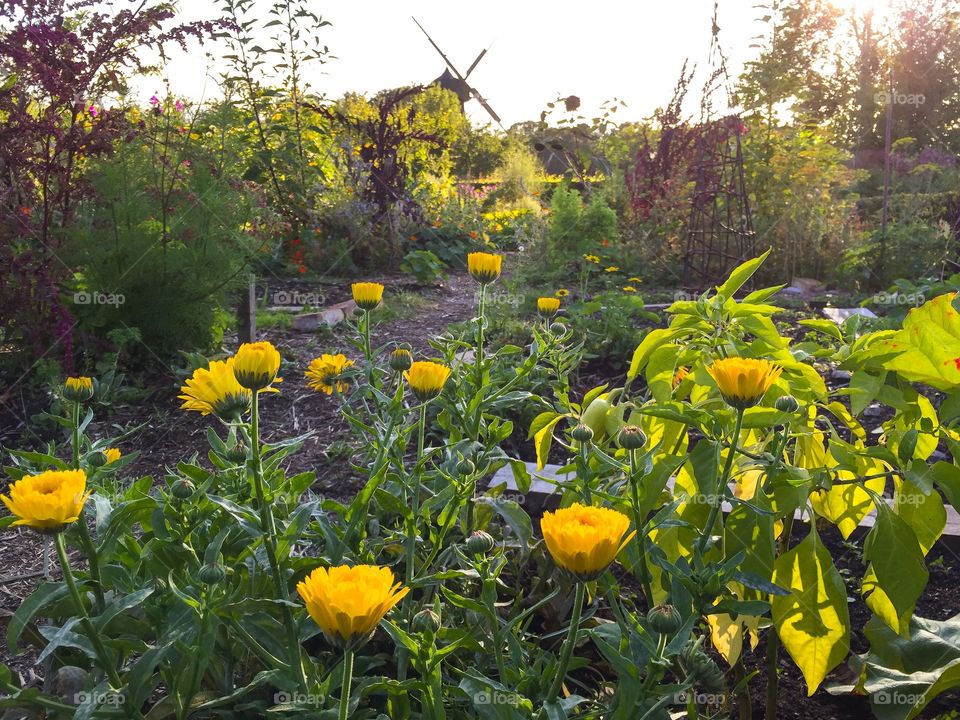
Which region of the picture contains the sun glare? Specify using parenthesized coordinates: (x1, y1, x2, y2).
(828, 0, 896, 23)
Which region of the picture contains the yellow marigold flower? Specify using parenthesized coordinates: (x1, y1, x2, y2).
(555, 289, 570, 297)
(104, 448, 122, 463)
(405, 360, 451, 402)
(178, 358, 251, 420)
(537, 297, 561, 317)
(352, 282, 384, 311)
(305, 354, 355, 395)
(707, 357, 783, 410)
(629, 276, 642, 283)
(63, 376, 94, 403)
(672, 366, 690, 389)
(540, 503, 635, 581)
(297, 564, 409, 647)
(233, 341, 282, 391)
(467, 252, 502, 285)
(583, 254, 600, 264)
(623, 286, 636, 292)
(605, 266, 620, 272)
(1, 470, 90, 533)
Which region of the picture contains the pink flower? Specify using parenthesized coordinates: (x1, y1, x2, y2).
(175, 100, 184, 112)
(149, 95, 160, 106)
(88, 105, 98, 117)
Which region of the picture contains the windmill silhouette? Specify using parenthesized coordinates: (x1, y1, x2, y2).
(412, 17, 503, 128)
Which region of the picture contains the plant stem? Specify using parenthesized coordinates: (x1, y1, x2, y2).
(697, 408, 744, 556)
(54, 533, 124, 692)
(628, 450, 654, 608)
(71, 401, 105, 610)
(475, 284, 486, 386)
(765, 511, 795, 719)
(578, 442, 592, 505)
(362, 310, 372, 362)
(406, 404, 427, 589)
(541, 582, 585, 713)
(338, 649, 354, 720)
(249, 391, 308, 694)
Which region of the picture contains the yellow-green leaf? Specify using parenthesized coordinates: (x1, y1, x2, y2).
(871, 293, 960, 391)
(771, 529, 850, 695)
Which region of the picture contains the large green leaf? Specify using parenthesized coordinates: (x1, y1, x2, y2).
(859, 613, 960, 720)
(771, 529, 850, 695)
(863, 503, 929, 636)
(870, 293, 960, 390)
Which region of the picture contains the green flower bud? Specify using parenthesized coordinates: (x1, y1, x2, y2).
(465, 530, 496, 555)
(774, 395, 800, 414)
(171, 478, 196, 500)
(647, 603, 682, 634)
(389, 347, 413, 372)
(352, 306, 366, 318)
(571, 423, 594, 443)
(456, 458, 476, 476)
(368, 517, 380, 537)
(412, 608, 442, 636)
(550, 322, 567, 335)
(225, 443, 248, 464)
(63, 376, 94, 403)
(197, 562, 227, 585)
(618, 425, 647, 450)
(88, 451, 108, 468)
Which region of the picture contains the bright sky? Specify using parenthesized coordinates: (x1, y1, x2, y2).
(134, 0, 767, 127)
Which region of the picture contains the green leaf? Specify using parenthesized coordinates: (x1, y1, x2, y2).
(7, 582, 70, 653)
(716, 248, 771, 299)
(859, 613, 960, 720)
(863, 503, 928, 636)
(771, 528, 850, 695)
(534, 415, 563, 470)
(866, 293, 960, 390)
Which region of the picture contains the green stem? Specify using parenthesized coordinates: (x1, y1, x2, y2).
(578, 442, 592, 505)
(628, 450, 654, 608)
(55, 534, 125, 694)
(765, 511, 795, 719)
(338, 649, 354, 720)
(406, 404, 427, 589)
(542, 583, 585, 711)
(362, 310, 372, 363)
(71, 401, 105, 611)
(697, 408, 744, 556)
(475, 284, 486, 386)
(250, 391, 308, 694)
(399, 404, 428, 683)
(72, 402, 81, 469)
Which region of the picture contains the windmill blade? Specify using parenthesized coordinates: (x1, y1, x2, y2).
(412, 17, 467, 80)
(470, 90, 502, 126)
(464, 48, 488, 79)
